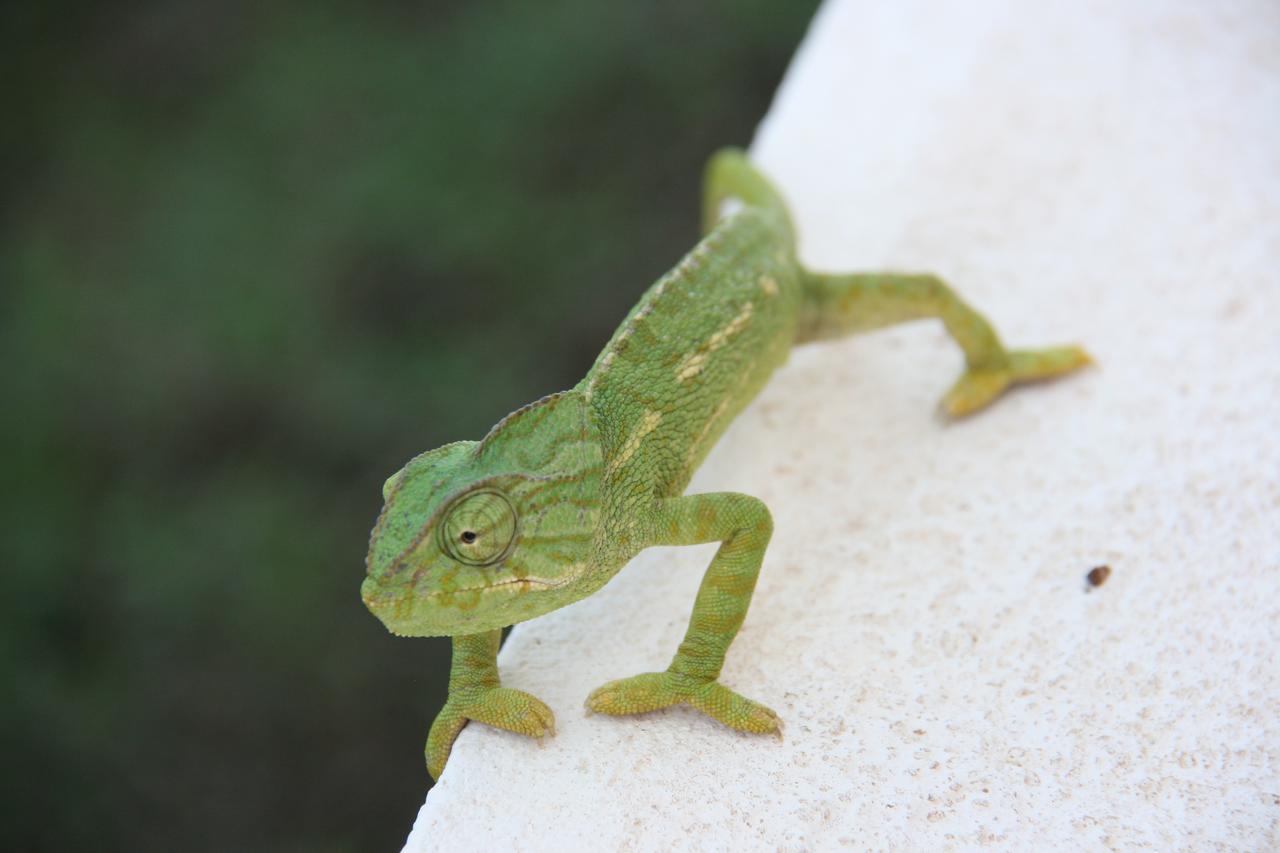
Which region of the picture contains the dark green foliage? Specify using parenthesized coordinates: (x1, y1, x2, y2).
(0, 1, 819, 849)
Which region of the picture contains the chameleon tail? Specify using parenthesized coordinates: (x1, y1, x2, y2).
(702, 148, 796, 244)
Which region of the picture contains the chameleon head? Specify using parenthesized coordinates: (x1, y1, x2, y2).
(362, 392, 603, 637)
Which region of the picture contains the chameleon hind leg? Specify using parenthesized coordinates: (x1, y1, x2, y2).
(798, 271, 1091, 417)
(425, 630, 555, 779)
(586, 493, 781, 735)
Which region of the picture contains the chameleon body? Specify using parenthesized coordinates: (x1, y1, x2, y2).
(362, 150, 1090, 778)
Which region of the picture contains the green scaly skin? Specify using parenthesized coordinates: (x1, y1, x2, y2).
(362, 149, 1091, 779)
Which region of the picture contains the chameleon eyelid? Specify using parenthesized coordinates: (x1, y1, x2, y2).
(439, 489, 518, 566)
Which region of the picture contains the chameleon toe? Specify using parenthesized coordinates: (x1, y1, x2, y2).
(688, 681, 782, 735)
(465, 686, 557, 738)
(585, 672, 681, 716)
(940, 369, 1011, 418)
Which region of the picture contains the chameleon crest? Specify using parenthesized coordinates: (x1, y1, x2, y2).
(363, 390, 604, 636)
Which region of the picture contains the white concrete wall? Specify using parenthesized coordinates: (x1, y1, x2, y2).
(405, 1, 1280, 848)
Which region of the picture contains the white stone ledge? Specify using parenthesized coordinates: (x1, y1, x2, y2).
(405, 0, 1280, 848)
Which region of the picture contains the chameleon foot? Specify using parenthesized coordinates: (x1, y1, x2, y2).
(941, 345, 1092, 418)
(585, 671, 781, 735)
(425, 686, 555, 779)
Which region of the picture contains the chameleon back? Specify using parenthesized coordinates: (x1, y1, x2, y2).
(578, 208, 803, 499)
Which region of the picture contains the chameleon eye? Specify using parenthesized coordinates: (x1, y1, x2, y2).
(441, 490, 517, 566)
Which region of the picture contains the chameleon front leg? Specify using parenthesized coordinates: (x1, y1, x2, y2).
(425, 630, 555, 779)
(586, 493, 781, 735)
(798, 271, 1091, 417)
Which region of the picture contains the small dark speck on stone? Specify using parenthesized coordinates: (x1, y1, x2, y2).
(1087, 565, 1112, 588)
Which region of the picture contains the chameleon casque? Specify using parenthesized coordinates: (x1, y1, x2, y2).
(362, 149, 1090, 778)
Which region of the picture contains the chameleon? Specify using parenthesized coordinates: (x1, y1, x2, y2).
(361, 149, 1091, 779)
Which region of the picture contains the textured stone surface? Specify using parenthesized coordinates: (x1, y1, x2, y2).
(404, 0, 1280, 848)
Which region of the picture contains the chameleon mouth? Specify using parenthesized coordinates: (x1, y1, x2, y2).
(361, 575, 559, 624)
(423, 576, 557, 598)
(365, 577, 563, 638)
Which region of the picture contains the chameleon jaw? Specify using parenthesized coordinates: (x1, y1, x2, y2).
(361, 575, 563, 637)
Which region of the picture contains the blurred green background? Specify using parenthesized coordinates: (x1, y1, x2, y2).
(1, 1, 818, 849)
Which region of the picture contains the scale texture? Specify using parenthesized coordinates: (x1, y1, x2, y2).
(403, 0, 1280, 848)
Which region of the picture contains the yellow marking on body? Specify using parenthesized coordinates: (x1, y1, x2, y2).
(759, 275, 778, 296)
(606, 409, 663, 475)
(687, 398, 732, 466)
(675, 301, 755, 382)
(676, 352, 709, 383)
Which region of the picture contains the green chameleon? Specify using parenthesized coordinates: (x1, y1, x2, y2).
(362, 149, 1090, 779)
